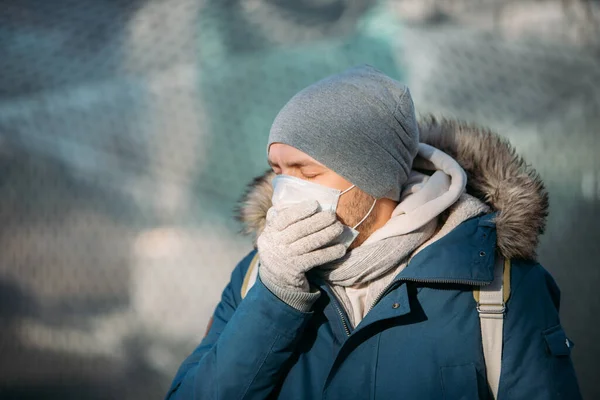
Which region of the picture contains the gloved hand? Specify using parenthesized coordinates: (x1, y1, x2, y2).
(257, 200, 346, 311)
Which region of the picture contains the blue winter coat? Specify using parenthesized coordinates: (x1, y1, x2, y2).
(166, 118, 581, 399)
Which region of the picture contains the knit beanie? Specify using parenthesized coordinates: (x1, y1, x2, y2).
(268, 64, 419, 201)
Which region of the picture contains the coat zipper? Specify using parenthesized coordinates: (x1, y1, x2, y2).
(323, 283, 351, 337)
(333, 301, 351, 337)
(368, 277, 492, 312)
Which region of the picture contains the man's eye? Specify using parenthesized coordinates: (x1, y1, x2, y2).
(303, 174, 318, 180)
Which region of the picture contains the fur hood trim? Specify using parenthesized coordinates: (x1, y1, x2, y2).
(235, 116, 549, 260)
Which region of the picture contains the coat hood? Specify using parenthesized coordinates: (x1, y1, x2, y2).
(235, 116, 549, 260)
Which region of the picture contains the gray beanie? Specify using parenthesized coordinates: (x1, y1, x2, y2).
(268, 64, 419, 201)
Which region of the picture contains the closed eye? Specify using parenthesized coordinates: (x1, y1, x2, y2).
(302, 173, 318, 180)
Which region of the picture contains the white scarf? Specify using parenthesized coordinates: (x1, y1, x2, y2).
(316, 144, 489, 327)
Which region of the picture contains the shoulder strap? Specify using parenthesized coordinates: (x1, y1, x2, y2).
(241, 253, 260, 299)
(473, 255, 511, 399)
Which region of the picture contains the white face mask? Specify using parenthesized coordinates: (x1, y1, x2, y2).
(271, 174, 377, 249)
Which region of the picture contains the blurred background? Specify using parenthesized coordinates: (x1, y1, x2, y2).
(0, 0, 599, 398)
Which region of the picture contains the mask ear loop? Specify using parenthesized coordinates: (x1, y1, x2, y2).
(352, 198, 377, 229)
(340, 184, 355, 195)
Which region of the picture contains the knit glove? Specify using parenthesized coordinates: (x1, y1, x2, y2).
(257, 200, 346, 311)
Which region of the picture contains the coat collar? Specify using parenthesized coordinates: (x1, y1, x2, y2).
(397, 213, 498, 284)
(311, 213, 498, 339)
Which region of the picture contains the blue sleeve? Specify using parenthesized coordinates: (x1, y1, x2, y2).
(498, 262, 582, 399)
(165, 250, 313, 399)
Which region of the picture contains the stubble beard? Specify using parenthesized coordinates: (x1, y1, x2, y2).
(338, 190, 379, 250)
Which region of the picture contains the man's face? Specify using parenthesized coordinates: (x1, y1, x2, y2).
(268, 143, 378, 248)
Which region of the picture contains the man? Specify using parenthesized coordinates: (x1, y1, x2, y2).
(166, 65, 581, 399)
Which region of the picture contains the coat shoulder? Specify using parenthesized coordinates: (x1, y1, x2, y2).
(509, 259, 559, 299)
(506, 259, 562, 324)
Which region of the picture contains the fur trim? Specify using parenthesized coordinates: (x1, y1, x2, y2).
(236, 116, 549, 260)
(418, 116, 548, 260)
(234, 171, 275, 245)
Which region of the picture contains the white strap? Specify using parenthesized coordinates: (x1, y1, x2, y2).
(477, 255, 505, 399)
(241, 256, 260, 299)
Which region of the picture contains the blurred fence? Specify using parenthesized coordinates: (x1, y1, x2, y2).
(0, 0, 599, 398)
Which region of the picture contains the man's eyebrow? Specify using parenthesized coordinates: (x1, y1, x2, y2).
(267, 159, 319, 168)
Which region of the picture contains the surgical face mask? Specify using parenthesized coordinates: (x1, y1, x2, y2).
(271, 174, 377, 249)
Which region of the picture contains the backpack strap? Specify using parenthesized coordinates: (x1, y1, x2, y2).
(241, 253, 260, 299)
(473, 255, 511, 399)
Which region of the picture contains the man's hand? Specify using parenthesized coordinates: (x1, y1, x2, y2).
(257, 200, 345, 308)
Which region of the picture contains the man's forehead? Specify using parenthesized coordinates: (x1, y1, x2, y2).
(268, 143, 325, 167)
